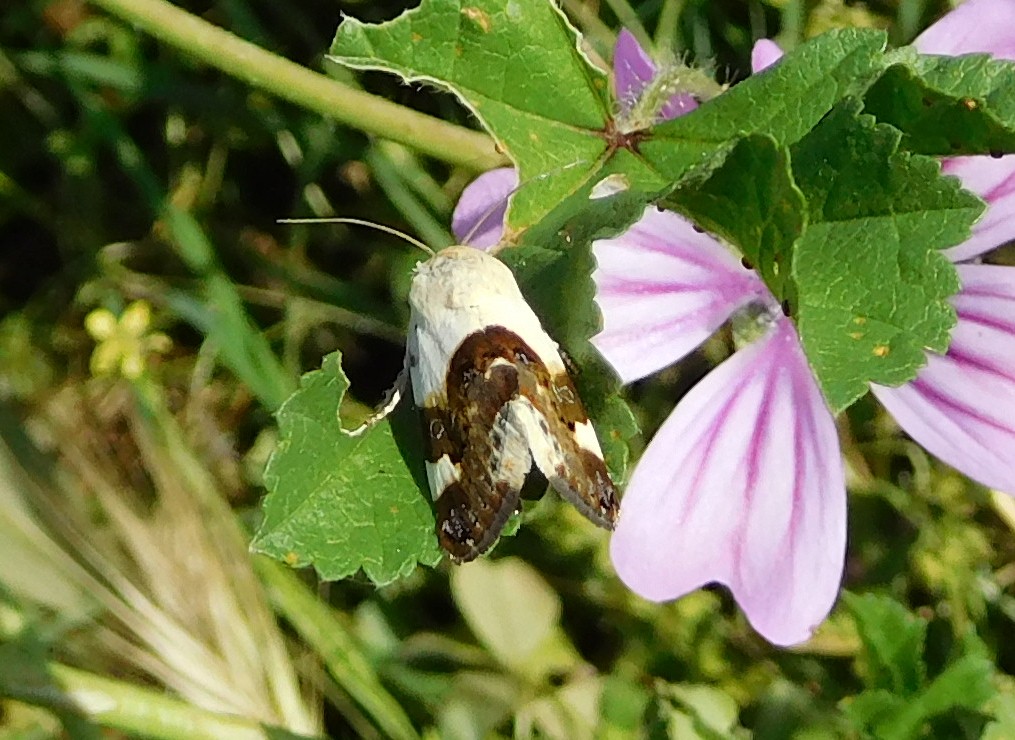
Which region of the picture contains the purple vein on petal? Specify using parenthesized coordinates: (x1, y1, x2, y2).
(941, 155, 1015, 263)
(610, 319, 846, 646)
(592, 208, 770, 383)
(872, 264, 1015, 494)
(907, 365, 1011, 440)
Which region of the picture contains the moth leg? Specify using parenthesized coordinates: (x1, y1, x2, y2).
(342, 359, 409, 437)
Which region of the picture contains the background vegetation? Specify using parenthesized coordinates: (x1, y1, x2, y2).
(2, 0, 1013, 737)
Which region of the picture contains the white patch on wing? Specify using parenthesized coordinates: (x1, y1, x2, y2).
(505, 397, 564, 480)
(425, 456, 460, 502)
(490, 406, 533, 489)
(507, 395, 616, 529)
(572, 419, 605, 457)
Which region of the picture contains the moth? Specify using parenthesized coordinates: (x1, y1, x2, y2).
(403, 246, 619, 562)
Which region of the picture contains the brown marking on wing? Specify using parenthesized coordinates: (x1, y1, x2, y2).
(506, 338, 618, 529)
(429, 342, 525, 561)
(436, 479, 519, 562)
(425, 326, 618, 561)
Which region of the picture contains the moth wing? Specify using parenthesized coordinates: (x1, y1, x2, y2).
(513, 366, 619, 529)
(433, 398, 533, 562)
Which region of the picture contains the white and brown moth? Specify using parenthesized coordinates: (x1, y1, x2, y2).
(402, 246, 619, 562)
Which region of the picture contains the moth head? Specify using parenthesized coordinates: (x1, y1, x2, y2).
(408, 245, 523, 312)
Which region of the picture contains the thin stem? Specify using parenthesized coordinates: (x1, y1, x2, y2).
(602, 0, 652, 52)
(1, 662, 323, 740)
(655, 0, 686, 53)
(560, 0, 617, 59)
(255, 558, 420, 740)
(86, 0, 504, 171)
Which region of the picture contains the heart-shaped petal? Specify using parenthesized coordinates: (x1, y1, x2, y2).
(611, 318, 846, 646)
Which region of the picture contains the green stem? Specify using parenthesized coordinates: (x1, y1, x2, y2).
(602, 0, 651, 52)
(2, 662, 323, 740)
(655, 0, 686, 53)
(255, 558, 420, 740)
(367, 145, 454, 251)
(559, 0, 617, 58)
(86, 0, 504, 171)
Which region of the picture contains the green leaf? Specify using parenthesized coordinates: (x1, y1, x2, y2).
(252, 351, 443, 584)
(600, 676, 652, 737)
(502, 175, 648, 481)
(845, 592, 928, 695)
(865, 51, 1015, 155)
(330, 0, 613, 229)
(667, 684, 742, 738)
(887, 652, 995, 731)
(845, 595, 997, 739)
(646, 683, 745, 740)
(845, 653, 995, 740)
(642, 29, 889, 183)
(789, 101, 982, 412)
(842, 690, 906, 739)
(450, 557, 565, 675)
(663, 134, 805, 302)
(983, 688, 1015, 740)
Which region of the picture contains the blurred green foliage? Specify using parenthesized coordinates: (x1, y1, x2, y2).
(2, 0, 1014, 738)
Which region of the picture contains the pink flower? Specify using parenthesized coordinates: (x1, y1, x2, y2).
(751, 0, 1015, 497)
(451, 2, 1015, 645)
(595, 205, 846, 646)
(605, 0, 1015, 646)
(870, 0, 1015, 495)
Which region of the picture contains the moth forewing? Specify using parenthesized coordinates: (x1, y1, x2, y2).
(407, 246, 620, 562)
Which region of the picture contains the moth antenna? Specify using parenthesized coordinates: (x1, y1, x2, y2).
(278, 217, 436, 257)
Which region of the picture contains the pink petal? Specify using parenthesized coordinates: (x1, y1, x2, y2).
(614, 29, 657, 114)
(914, 0, 1015, 60)
(751, 39, 784, 73)
(610, 319, 846, 646)
(871, 264, 1015, 494)
(451, 167, 518, 249)
(592, 208, 772, 383)
(913, 0, 1015, 261)
(941, 155, 1015, 262)
(657, 92, 698, 121)
(613, 29, 697, 120)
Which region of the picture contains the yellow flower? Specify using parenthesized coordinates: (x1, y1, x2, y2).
(85, 301, 171, 379)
